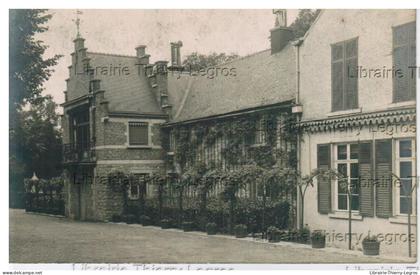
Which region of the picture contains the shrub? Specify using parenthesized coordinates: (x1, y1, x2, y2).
(298, 226, 311, 244)
(182, 221, 195, 232)
(111, 214, 122, 223)
(311, 230, 326, 248)
(362, 235, 380, 256)
(139, 215, 151, 226)
(160, 219, 173, 229)
(206, 222, 218, 235)
(234, 224, 248, 238)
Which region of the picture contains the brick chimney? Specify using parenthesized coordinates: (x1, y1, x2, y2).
(136, 45, 150, 65)
(170, 41, 183, 67)
(270, 9, 294, 54)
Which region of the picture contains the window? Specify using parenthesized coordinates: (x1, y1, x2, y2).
(334, 144, 359, 211)
(395, 139, 416, 215)
(128, 122, 149, 146)
(393, 22, 416, 103)
(244, 116, 267, 146)
(128, 174, 148, 200)
(331, 38, 358, 111)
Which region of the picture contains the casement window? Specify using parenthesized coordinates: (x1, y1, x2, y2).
(128, 174, 148, 200)
(393, 22, 416, 103)
(395, 139, 416, 215)
(244, 117, 267, 146)
(128, 122, 149, 146)
(317, 140, 393, 218)
(334, 144, 360, 211)
(331, 38, 358, 112)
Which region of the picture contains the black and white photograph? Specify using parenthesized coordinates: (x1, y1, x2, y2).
(3, 2, 420, 274)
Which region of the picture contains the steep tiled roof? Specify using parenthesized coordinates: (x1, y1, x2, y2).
(167, 44, 296, 123)
(87, 52, 164, 115)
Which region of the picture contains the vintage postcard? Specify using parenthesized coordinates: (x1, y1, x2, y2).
(7, 7, 419, 272)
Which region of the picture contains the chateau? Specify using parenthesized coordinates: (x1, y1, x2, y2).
(62, 10, 416, 257)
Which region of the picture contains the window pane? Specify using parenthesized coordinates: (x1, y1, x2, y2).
(400, 197, 412, 214)
(337, 145, 347, 160)
(350, 144, 358, 159)
(350, 163, 359, 178)
(400, 179, 412, 196)
(338, 195, 347, 210)
(350, 179, 359, 194)
(400, 140, 412, 157)
(400, 161, 412, 178)
(338, 181, 347, 193)
(351, 195, 359, 211)
(129, 123, 148, 145)
(338, 163, 347, 177)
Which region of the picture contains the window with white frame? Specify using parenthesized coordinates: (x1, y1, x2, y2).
(334, 143, 360, 211)
(395, 139, 416, 215)
(128, 174, 148, 200)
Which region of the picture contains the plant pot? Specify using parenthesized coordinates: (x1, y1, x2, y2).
(311, 236, 326, 248)
(363, 241, 380, 256)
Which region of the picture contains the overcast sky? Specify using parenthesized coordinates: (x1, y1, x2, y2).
(36, 9, 298, 108)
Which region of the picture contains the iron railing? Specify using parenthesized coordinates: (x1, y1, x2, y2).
(63, 141, 96, 163)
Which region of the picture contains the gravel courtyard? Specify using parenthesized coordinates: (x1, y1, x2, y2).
(9, 209, 410, 264)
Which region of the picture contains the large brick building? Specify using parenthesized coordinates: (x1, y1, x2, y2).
(62, 10, 417, 257)
(62, 10, 297, 222)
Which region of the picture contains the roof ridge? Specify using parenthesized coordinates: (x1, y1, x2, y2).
(87, 51, 138, 58)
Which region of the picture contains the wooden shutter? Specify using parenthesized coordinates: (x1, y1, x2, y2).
(331, 38, 358, 111)
(344, 39, 358, 109)
(331, 43, 344, 111)
(393, 22, 416, 102)
(129, 122, 149, 145)
(375, 139, 393, 218)
(317, 144, 331, 214)
(358, 142, 374, 217)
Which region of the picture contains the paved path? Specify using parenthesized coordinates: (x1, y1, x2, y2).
(9, 209, 410, 263)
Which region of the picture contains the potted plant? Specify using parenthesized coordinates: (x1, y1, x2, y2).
(234, 224, 248, 238)
(298, 226, 311, 244)
(267, 226, 281, 243)
(362, 235, 380, 256)
(206, 222, 218, 235)
(311, 230, 326, 248)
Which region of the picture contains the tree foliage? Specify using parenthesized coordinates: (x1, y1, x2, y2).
(182, 52, 239, 71)
(9, 9, 62, 207)
(289, 9, 321, 38)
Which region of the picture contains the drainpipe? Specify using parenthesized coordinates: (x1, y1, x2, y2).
(292, 38, 304, 229)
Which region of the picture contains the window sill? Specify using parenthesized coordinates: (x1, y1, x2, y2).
(388, 100, 416, 110)
(127, 145, 152, 149)
(327, 108, 362, 118)
(389, 215, 417, 225)
(328, 211, 363, 220)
